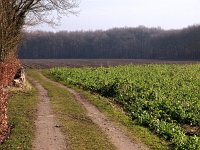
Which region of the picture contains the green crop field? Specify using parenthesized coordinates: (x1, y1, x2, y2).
(47, 64, 200, 150)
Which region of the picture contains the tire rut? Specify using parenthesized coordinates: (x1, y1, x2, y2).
(29, 77, 68, 150)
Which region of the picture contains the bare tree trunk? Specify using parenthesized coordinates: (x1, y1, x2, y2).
(0, 56, 20, 144)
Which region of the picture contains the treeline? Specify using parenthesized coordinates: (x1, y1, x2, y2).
(19, 25, 200, 60)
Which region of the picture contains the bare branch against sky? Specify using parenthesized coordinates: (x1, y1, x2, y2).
(29, 0, 200, 31)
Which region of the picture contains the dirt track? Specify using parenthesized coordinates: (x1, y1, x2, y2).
(39, 73, 149, 150)
(30, 78, 68, 150)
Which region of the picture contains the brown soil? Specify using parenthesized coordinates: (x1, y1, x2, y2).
(40, 73, 150, 150)
(29, 78, 68, 150)
(21, 59, 200, 69)
(182, 125, 200, 136)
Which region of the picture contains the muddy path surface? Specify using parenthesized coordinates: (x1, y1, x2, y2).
(39, 73, 149, 150)
(29, 77, 68, 150)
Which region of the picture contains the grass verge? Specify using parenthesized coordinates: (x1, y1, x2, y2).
(44, 70, 170, 150)
(27, 70, 115, 150)
(0, 81, 37, 150)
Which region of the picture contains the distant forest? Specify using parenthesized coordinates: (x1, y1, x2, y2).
(19, 25, 200, 60)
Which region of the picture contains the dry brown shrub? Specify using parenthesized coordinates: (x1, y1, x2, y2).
(0, 56, 20, 144)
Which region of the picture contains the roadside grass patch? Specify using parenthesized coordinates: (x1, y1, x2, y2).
(0, 82, 37, 150)
(27, 70, 115, 150)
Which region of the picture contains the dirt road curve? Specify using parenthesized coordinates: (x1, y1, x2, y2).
(30, 78, 68, 150)
(40, 74, 149, 150)
(67, 88, 149, 150)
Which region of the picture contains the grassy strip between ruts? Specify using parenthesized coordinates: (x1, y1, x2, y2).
(27, 69, 115, 150)
(0, 81, 37, 150)
(43, 69, 170, 150)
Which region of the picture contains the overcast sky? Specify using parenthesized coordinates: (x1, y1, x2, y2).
(29, 0, 200, 32)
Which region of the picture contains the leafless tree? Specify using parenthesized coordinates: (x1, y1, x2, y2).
(0, 0, 79, 61)
(0, 1, 21, 61)
(0, 0, 79, 143)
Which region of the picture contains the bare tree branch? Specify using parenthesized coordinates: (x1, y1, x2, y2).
(0, 0, 79, 61)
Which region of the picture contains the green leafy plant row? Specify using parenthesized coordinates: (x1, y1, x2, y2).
(48, 64, 200, 150)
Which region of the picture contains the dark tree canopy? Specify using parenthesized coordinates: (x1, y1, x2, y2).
(20, 26, 200, 60)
